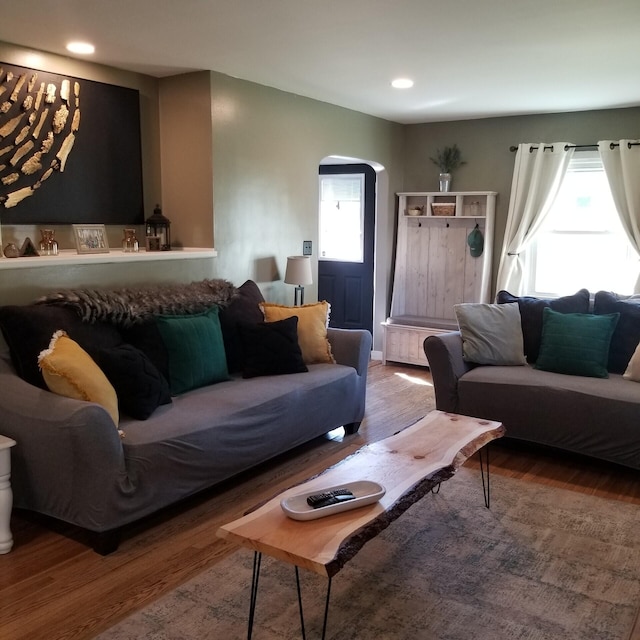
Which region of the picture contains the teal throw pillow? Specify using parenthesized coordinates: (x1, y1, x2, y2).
(535, 308, 620, 378)
(156, 306, 229, 395)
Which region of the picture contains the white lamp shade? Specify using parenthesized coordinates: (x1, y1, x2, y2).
(284, 256, 313, 286)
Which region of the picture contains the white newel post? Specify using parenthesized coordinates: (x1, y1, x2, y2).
(0, 436, 16, 554)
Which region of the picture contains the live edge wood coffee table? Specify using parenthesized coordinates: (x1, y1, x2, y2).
(218, 410, 505, 639)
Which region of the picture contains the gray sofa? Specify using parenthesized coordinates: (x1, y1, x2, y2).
(424, 290, 640, 470)
(0, 280, 371, 553)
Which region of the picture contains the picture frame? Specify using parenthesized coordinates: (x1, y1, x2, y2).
(72, 224, 110, 254)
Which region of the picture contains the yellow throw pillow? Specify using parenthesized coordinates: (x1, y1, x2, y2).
(261, 301, 335, 364)
(38, 330, 120, 428)
(623, 341, 640, 382)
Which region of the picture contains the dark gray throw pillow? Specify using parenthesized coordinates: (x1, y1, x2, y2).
(593, 291, 640, 374)
(496, 289, 590, 363)
(218, 280, 266, 373)
(239, 316, 308, 379)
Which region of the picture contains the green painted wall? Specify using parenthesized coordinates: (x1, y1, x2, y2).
(403, 107, 640, 296)
(207, 71, 404, 349)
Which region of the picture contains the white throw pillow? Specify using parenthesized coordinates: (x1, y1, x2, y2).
(454, 302, 526, 366)
(623, 341, 640, 382)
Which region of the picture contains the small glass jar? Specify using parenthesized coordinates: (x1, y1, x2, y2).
(122, 228, 139, 252)
(39, 229, 58, 256)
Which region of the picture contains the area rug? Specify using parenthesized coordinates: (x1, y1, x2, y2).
(98, 468, 640, 640)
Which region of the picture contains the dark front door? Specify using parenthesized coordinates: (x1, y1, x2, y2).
(318, 164, 375, 335)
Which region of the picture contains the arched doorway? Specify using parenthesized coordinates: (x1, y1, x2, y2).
(318, 162, 376, 334)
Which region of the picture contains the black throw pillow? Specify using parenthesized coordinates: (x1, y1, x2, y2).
(238, 316, 308, 379)
(593, 291, 640, 374)
(0, 304, 123, 388)
(94, 344, 172, 420)
(496, 289, 590, 363)
(219, 280, 266, 373)
(121, 318, 171, 383)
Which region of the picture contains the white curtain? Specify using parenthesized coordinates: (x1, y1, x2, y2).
(598, 140, 640, 293)
(496, 142, 575, 295)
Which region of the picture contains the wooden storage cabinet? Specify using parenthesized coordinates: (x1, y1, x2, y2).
(384, 191, 497, 367)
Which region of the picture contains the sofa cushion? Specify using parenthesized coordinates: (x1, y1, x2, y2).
(624, 342, 640, 382)
(239, 316, 308, 378)
(0, 304, 123, 389)
(156, 306, 229, 395)
(535, 308, 619, 378)
(93, 344, 172, 419)
(496, 289, 590, 363)
(454, 302, 526, 365)
(593, 291, 640, 374)
(218, 279, 266, 373)
(456, 363, 639, 468)
(37, 330, 119, 427)
(261, 301, 334, 364)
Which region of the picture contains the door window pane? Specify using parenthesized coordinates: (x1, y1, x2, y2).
(319, 174, 364, 262)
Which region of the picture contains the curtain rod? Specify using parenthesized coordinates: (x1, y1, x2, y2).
(509, 142, 640, 152)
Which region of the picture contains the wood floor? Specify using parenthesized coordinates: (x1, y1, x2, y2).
(2, 361, 640, 640)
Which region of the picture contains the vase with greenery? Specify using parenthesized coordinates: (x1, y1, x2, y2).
(430, 144, 465, 192)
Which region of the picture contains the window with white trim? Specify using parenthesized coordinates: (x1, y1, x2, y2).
(524, 150, 639, 297)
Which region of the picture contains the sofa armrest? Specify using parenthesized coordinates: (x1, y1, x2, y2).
(327, 327, 372, 378)
(0, 354, 126, 530)
(424, 331, 473, 412)
(327, 328, 372, 432)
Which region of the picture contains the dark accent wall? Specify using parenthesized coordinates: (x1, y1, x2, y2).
(0, 61, 144, 225)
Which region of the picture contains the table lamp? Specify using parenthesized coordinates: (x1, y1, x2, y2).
(284, 256, 313, 306)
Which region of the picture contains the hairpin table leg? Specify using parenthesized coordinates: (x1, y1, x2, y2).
(478, 445, 491, 508)
(295, 566, 333, 640)
(247, 551, 262, 640)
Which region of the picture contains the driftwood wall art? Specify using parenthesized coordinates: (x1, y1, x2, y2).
(0, 62, 144, 225)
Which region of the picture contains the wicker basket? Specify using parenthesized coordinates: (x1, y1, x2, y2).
(431, 203, 456, 217)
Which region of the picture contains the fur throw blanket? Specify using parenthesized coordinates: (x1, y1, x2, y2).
(36, 279, 237, 327)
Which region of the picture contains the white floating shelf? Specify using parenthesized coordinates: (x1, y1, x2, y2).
(0, 247, 217, 269)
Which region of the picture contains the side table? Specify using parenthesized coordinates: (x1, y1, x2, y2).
(0, 435, 17, 554)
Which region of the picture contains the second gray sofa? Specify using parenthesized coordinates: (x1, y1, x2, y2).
(424, 286, 640, 473)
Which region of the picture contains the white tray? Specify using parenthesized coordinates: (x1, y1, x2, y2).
(280, 480, 385, 521)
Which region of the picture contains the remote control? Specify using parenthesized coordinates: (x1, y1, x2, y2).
(307, 488, 355, 508)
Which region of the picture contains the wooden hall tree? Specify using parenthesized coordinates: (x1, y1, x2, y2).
(383, 191, 497, 366)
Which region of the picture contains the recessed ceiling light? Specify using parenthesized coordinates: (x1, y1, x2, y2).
(391, 78, 414, 89)
(66, 42, 95, 55)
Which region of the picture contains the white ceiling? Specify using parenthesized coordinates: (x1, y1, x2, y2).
(1, 0, 639, 124)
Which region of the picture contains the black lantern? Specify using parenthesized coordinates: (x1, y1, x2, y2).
(145, 204, 171, 251)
